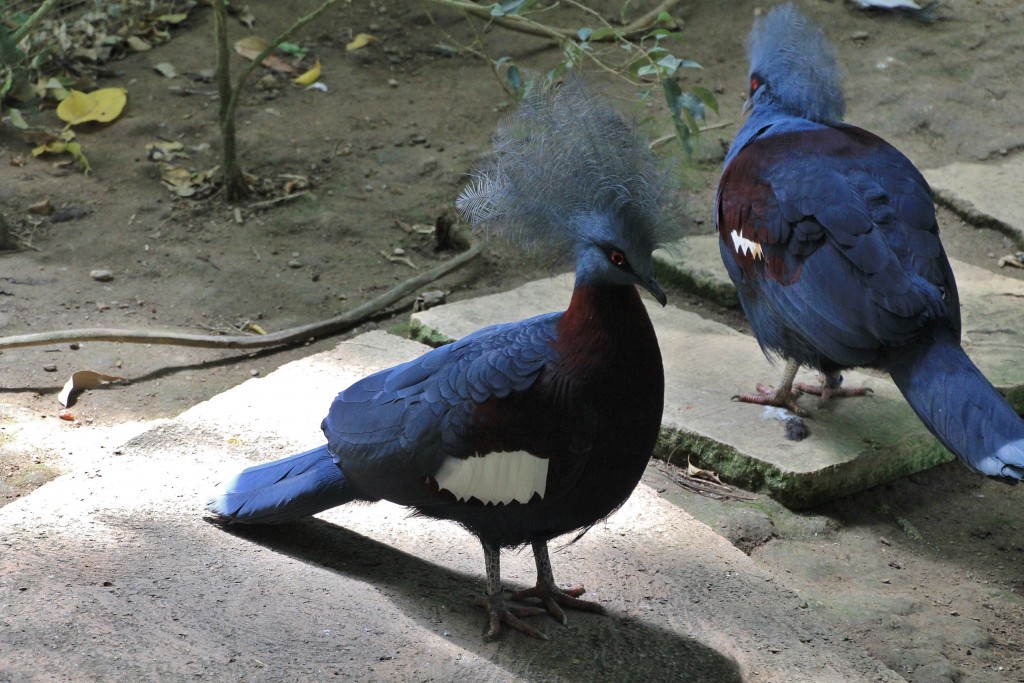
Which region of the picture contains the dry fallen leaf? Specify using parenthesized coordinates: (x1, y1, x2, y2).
(687, 458, 725, 484)
(58, 370, 126, 407)
(159, 163, 219, 197)
(234, 36, 297, 74)
(237, 5, 257, 29)
(27, 198, 54, 215)
(346, 33, 376, 51)
(126, 35, 152, 52)
(145, 140, 188, 161)
(152, 62, 178, 79)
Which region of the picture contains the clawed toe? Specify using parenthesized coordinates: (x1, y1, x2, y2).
(732, 384, 808, 417)
(473, 595, 549, 641)
(510, 583, 606, 625)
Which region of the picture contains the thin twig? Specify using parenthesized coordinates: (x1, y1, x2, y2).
(431, 0, 680, 41)
(0, 243, 482, 352)
(249, 191, 311, 209)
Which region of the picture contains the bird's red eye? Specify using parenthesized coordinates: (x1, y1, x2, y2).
(750, 77, 760, 93)
(610, 250, 625, 266)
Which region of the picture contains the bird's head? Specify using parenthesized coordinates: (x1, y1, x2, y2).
(570, 209, 667, 305)
(456, 78, 678, 306)
(744, 3, 845, 124)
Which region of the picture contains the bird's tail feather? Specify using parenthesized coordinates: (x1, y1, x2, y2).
(885, 329, 1024, 481)
(206, 445, 356, 523)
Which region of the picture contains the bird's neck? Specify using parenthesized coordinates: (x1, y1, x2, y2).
(725, 107, 832, 167)
(555, 284, 657, 371)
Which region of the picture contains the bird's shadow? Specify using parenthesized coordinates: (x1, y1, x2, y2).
(221, 517, 743, 683)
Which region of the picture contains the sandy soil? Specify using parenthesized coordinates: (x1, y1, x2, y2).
(2, 1, 1024, 681)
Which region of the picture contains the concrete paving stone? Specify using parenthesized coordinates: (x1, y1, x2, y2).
(925, 156, 1024, 246)
(0, 331, 903, 682)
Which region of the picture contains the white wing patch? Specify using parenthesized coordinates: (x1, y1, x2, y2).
(730, 229, 764, 260)
(434, 451, 548, 505)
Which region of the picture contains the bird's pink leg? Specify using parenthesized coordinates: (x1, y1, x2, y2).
(732, 358, 808, 416)
(474, 541, 547, 641)
(474, 540, 606, 640)
(795, 371, 873, 407)
(509, 541, 607, 625)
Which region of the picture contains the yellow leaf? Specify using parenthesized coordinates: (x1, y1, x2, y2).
(55, 88, 128, 125)
(157, 13, 189, 24)
(292, 59, 321, 86)
(346, 33, 375, 51)
(32, 139, 91, 175)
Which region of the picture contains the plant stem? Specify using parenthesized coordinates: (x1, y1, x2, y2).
(212, 0, 246, 200)
(214, 0, 343, 201)
(10, 0, 62, 45)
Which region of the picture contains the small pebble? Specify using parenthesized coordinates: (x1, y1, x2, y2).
(69, 343, 80, 350)
(43, 364, 57, 373)
(287, 259, 302, 269)
(90, 269, 114, 282)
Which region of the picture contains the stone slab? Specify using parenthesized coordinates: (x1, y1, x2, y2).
(925, 156, 1024, 246)
(411, 277, 953, 509)
(0, 331, 902, 682)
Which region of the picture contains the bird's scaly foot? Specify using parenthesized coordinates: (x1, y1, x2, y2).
(510, 582, 606, 626)
(473, 594, 549, 641)
(795, 373, 873, 407)
(732, 383, 808, 417)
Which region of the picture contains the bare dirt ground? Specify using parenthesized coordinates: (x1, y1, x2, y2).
(2, 1, 1024, 681)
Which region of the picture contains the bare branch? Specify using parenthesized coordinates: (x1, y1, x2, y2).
(0, 244, 482, 352)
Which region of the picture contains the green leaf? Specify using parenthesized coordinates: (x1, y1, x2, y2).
(492, 0, 531, 17)
(656, 11, 674, 25)
(662, 78, 694, 156)
(657, 54, 683, 74)
(590, 27, 617, 41)
(277, 42, 309, 58)
(691, 85, 720, 115)
(7, 107, 28, 129)
(506, 64, 523, 97)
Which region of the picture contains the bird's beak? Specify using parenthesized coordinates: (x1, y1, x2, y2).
(741, 97, 753, 116)
(644, 277, 668, 307)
